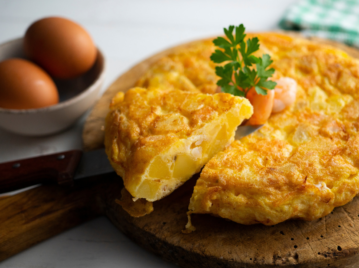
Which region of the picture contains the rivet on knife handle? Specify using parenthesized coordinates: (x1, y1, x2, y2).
(0, 150, 82, 194)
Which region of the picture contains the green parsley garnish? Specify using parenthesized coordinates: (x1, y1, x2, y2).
(210, 24, 277, 97)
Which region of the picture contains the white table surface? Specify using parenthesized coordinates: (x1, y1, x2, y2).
(0, 0, 297, 267)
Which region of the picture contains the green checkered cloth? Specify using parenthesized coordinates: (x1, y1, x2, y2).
(280, 0, 359, 48)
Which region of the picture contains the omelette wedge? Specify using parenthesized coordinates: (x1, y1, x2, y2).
(105, 87, 252, 202)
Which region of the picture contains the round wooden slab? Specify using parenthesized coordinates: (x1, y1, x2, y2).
(83, 34, 359, 268)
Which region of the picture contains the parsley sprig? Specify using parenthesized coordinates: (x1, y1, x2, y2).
(210, 24, 277, 97)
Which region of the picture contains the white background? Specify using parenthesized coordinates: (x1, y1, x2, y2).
(0, 0, 297, 267)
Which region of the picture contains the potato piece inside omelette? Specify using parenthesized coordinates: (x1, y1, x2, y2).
(105, 87, 252, 203)
(187, 33, 359, 226)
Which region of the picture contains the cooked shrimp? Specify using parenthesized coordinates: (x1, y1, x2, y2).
(246, 87, 274, 125)
(272, 77, 297, 113)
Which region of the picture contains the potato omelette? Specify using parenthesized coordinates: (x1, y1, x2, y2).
(105, 87, 252, 202)
(134, 32, 359, 225)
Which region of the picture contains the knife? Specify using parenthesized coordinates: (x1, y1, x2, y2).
(0, 125, 262, 194)
(0, 148, 114, 194)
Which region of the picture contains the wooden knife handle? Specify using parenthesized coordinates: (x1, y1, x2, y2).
(0, 150, 82, 193)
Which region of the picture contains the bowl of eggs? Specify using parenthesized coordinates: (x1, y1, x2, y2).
(0, 17, 105, 136)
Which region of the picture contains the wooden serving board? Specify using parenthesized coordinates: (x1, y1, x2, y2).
(2, 34, 359, 267)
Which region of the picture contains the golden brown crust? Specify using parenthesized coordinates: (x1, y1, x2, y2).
(105, 87, 252, 202)
(187, 33, 359, 225)
(136, 39, 218, 94)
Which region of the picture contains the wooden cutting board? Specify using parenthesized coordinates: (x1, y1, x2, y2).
(2, 34, 359, 268)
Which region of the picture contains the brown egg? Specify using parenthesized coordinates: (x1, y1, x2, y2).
(0, 58, 59, 109)
(24, 17, 97, 79)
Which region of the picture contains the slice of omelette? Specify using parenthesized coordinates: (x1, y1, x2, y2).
(187, 33, 359, 226)
(105, 87, 252, 202)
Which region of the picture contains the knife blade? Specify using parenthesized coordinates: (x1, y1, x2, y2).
(73, 148, 114, 181)
(0, 125, 263, 194)
(235, 124, 263, 140)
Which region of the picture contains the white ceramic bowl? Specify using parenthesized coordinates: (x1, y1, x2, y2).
(0, 38, 105, 136)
